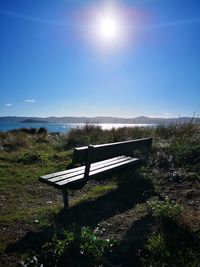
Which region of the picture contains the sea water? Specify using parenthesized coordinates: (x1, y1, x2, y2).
(0, 122, 156, 133)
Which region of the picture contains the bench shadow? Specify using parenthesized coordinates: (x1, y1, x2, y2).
(7, 170, 155, 257)
(110, 213, 154, 267)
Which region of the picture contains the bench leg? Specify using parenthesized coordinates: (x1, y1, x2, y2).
(62, 189, 69, 209)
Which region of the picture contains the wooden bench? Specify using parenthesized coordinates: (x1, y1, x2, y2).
(39, 138, 153, 209)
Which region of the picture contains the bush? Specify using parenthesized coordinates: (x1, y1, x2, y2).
(146, 229, 200, 267)
(66, 124, 154, 149)
(2, 133, 28, 151)
(12, 152, 42, 165)
(169, 139, 200, 171)
(146, 232, 167, 256)
(21, 225, 117, 267)
(66, 124, 104, 148)
(149, 197, 183, 222)
(147, 197, 200, 266)
(9, 128, 38, 134)
(37, 127, 47, 135)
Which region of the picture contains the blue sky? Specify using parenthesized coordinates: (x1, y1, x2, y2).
(0, 0, 200, 118)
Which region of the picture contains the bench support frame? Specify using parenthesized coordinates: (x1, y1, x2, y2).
(62, 189, 69, 209)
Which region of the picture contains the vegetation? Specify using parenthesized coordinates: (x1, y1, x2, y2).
(0, 123, 199, 266)
(146, 198, 200, 267)
(21, 225, 117, 267)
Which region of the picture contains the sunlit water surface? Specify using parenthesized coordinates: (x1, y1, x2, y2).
(0, 122, 156, 133)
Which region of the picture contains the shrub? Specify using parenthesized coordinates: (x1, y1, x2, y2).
(2, 133, 28, 151)
(21, 225, 117, 267)
(66, 124, 154, 148)
(10, 128, 38, 134)
(37, 127, 47, 135)
(169, 139, 200, 171)
(153, 150, 174, 170)
(13, 152, 42, 165)
(146, 197, 199, 266)
(146, 230, 200, 267)
(146, 232, 167, 257)
(66, 124, 104, 148)
(149, 197, 183, 221)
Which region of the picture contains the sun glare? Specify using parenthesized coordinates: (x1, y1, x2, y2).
(89, 4, 129, 51)
(99, 16, 119, 40)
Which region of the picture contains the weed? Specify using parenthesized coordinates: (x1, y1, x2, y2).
(146, 229, 200, 267)
(21, 225, 118, 267)
(12, 152, 42, 165)
(169, 138, 200, 171)
(149, 197, 183, 221)
(146, 198, 200, 266)
(37, 127, 47, 135)
(0, 241, 6, 254)
(146, 232, 167, 256)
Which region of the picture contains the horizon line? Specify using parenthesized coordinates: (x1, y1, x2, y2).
(0, 115, 198, 119)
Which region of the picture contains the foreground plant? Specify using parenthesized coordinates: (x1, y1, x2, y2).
(146, 198, 200, 267)
(149, 197, 183, 221)
(21, 225, 118, 267)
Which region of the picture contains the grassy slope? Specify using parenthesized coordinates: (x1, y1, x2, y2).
(0, 124, 199, 266)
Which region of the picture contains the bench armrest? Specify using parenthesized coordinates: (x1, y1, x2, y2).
(84, 145, 94, 179)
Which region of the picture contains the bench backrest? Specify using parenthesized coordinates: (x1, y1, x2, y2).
(72, 138, 153, 165)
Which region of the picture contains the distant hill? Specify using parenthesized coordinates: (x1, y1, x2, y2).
(0, 116, 199, 125)
(20, 119, 49, 123)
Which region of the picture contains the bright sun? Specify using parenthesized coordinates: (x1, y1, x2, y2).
(99, 16, 118, 40)
(96, 14, 121, 44)
(90, 6, 126, 50)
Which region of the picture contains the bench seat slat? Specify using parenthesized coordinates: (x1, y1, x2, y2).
(55, 173, 85, 187)
(89, 158, 141, 177)
(40, 156, 128, 181)
(40, 166, 84, 179)
(44, 156, 133, 184)
(90, 158, 142, 178)
(55, 157, 141, 188)
(42, 156, 134, 184)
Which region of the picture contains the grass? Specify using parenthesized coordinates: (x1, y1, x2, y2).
(71, 183, 117, 206)
(0, 131, 71, 231)
(146, 198, 200, 266)
(0, 123, 200, 266)
(0, 204, 61, 227)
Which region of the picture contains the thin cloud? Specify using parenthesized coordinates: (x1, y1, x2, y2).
(5, 103, 12, 107)
(24, 99, 35, 103)
(138, 17, 200, 30)
(0, 8, 76, 27)
(0, 8, 200, 29)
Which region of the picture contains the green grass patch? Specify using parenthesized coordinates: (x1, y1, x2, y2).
(0, 204, 61, 226)
(85, 184, 116, 199)
(71, 183, 117, 206)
